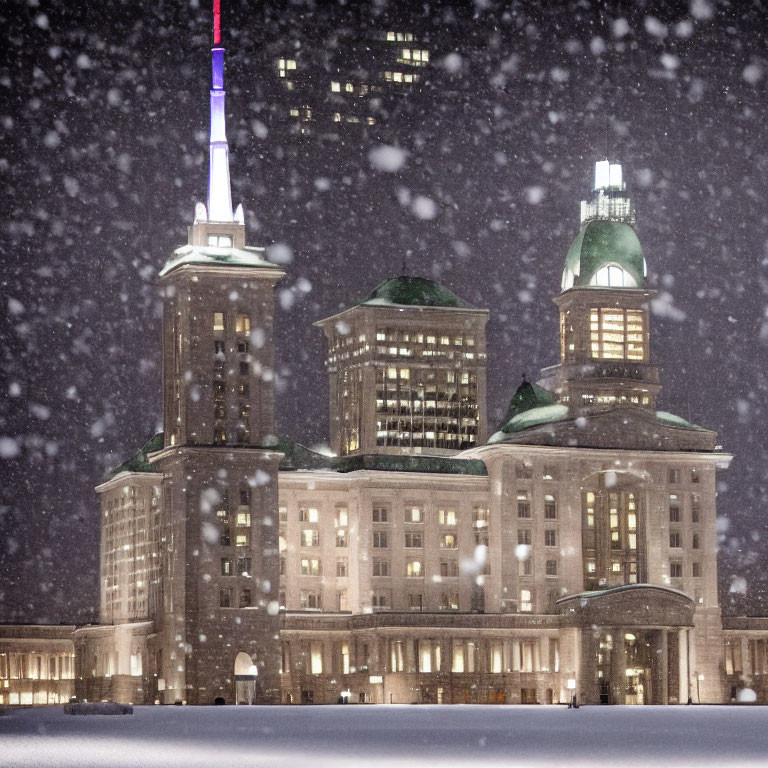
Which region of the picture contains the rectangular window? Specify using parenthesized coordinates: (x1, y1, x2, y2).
(692, 533, 700, 549)
(518, 558, 531, 576)
(590, 307, 645, 360)
(438, 509, 457, 526)
(372, 559, 390, 577)
(373, 506, 389, 523)
(213, 312, 225, 331)
(409, 593, 423, 611)
(518, 529, 531, 546)
(235, 314, 251, 334)
(405, 506, 423, 523)
(545, 559, 558, 576)
(335, 529, 347, 548)
(236, 511, 251, 527)
(544, 529, 557, 547)
(214, 340, 225, 354)
(693, 562, 702, 578)
(336, 559, 348, 577)
(406, 560, 422, 577)
(669, 495, 681, 523)
(373, 531, 388, 548)
(219, 588, 232, 608)
(439, 593, 459, 610)
(517, 492, 531, 518)
(440, 560, 459, 577)
(237, 556, 251, 575)
(301, 529, 320, 547)
(240, 589, 252, 608)
(691, 469, 700, 484)
(668, 468, 681, 484)
(440, 533, 457, 549)
(520, 589, 532, 612)
(235, 533, 249, 548)
(299, 507, 319, 523)
(405, 531, 423, 548)
(691, 495, 701, 523)
(301, 558, 322, 576)
(472, 506, 489, 528)
(515, 463, 533, 479)
(220, 558, 232, 576)
(670, 562, 683, 578)
(669, 531, 682, 548)
(544, 495, 557, 519)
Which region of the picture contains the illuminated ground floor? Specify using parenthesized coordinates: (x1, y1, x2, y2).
(2, 587, 767, 707)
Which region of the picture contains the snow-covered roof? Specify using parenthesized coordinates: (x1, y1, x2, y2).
(159, 244, 281, 277)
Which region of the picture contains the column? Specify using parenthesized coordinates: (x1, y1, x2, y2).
(610, 629, 625, 705)
(678, 629, 690, 705)
(659, 629, 669, 705)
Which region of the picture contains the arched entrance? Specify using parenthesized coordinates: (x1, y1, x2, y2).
(234, 652, 259, 705)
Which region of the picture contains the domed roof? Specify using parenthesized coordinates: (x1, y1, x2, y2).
(359, 275, 474, 309)
(561, 219, 646, 291)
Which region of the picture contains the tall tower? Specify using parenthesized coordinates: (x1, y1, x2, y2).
(150, 1, 285, 705)
(315, 275, 489, 457)
(539, 160, 661, 413)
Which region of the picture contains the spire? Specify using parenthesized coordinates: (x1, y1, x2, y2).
(579, 159, 635, 226)
(206, 0, 234, 223)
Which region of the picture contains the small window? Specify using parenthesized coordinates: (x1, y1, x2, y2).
(440, 533, 457, 549)
(214, 340, 225, 354)
(221, 558, 232, 576)
(373, 506, 389, 523)
(301, 529, 320, 547)
(670, 562, 683, 578)
(544, 529, 557, 547)
(668, 468, 681, 484)
(669, 531, 682, 548)
(405, 506, 423, 523)
(406, 560, 422, 577)
(518, 529, 531, 546)
(692, 533, 700, 549)
(373, 531, 388, 548)
(520, 589, 532, 613)
(336, 559, 348, 577)
(517, 492, 531, 519)
(691, 469, 700, 484)
(299, 508, 319, 523)
(213, 312, 225, 331)
(669, 495, 681, 523)
(239, 489, 250, 506)
(236, 315, 251, 334)
(545, 559, 558, 576)
(239, 361, 249, 376)
(240, 589, 252, 608)
(544, 495, 557, 519)
(335, 529, 347, 548)
(691, 495, 700, 523)
(237, 341, 249, 354)
(692, 562, 702, 578)
(405, 532, 423, 548)
(219, 588, 232, 608)
(518, 558, 532, 576)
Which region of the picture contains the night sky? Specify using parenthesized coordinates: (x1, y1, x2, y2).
(1, 0, 767, 623)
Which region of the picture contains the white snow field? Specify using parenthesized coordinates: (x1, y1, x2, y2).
(2, 704, 767, 768)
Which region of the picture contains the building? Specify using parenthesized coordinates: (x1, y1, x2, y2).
(3, 9, 768, 708)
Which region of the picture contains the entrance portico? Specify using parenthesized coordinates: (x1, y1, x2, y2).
(558, 585, 695, 705)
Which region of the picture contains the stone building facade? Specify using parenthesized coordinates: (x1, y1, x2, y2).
(3, 21, 768, 710)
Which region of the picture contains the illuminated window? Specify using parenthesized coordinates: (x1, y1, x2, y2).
(520, 589, 532, 612)
(440, 533, 457, 549)
(590, 308, 645, 360)
(438, 509, 457, 526)
(472, 506, 489, 528)
(611, 562, 622, 573)
(221, 558, 232, 576)
(301, 529, 320, 547)
(406, 560, 422, 577)
(213, 312, 225, 331)
(235, 315, 250, 334)
(301, 558, 322, 576)
(208, 235, 232, 247)
(299, 507, 319, 523)
(590, 263, 637, 288)
(331, 81, 340, 92)
(235, 534, 248, 547)
(406, 506, 423, 523)
(587, 561, 596, 573)
(236, 512, 250, 527)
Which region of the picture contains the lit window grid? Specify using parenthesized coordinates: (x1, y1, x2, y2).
(590, 308, 646, 361)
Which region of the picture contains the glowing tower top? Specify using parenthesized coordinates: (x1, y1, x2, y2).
(579, 159, 635, 226)
(195, 0, 243, 227)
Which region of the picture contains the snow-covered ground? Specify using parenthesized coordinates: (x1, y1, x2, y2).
(1, 704, 767, 767)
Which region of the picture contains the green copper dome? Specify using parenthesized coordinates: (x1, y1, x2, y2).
(561, 219, 646, 291)
(359, 275, 474, 309)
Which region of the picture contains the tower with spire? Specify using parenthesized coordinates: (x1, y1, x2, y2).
(538, 159, 660, 415)
(147, 1, 284, 704)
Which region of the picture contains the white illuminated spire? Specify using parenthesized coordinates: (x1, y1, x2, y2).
(580, 159, 635, 226)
